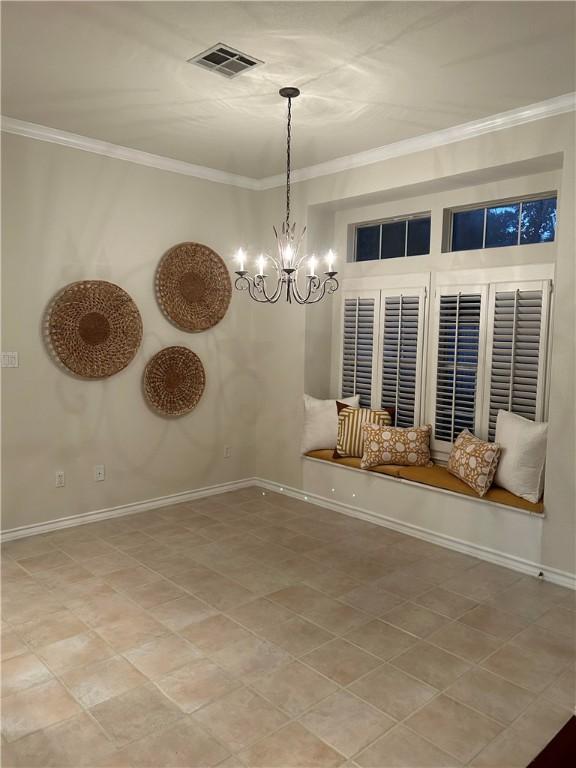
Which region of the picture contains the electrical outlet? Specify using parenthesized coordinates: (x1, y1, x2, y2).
(55, 471, 65, 488)
(224, 446, 232, 459)
(94, 464, 105, 482)
(1, 352, 19, 368)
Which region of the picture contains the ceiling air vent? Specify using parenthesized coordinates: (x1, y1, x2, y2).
(188, 44, 263, 79)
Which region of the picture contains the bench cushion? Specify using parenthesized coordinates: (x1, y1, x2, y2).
(305, 449, 402, 477)
(304, 450, 543, 514)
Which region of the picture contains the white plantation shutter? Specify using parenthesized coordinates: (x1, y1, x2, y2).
(341, 294, 378, 407)
(339, 269, 551, 454)
(486, 284, 550, 440)
(381, 291, 425, 427)
(434, 291, 483, 443)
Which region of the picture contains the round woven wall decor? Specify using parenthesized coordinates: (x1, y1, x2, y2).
(143, 346, 205, 416)
(45, 281, 143, 379)
(155, 242, 231, 332)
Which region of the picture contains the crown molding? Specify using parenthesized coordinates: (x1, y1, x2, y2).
(2, 92, 574, 191)
(0, 116, 260, 190)
(257, 92, 576, 189)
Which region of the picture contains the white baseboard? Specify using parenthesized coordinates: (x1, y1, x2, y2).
(0, 478, 258, 542)
(3, 474, 574, 591)
(257, 478, 576, 591)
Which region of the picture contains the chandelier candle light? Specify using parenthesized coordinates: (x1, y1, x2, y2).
(233, 87, 339, 304)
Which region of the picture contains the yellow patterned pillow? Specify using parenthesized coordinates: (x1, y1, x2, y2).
(335, 407, 392, 458)
(361, 424, 433, 469)
(448, 429, 501, 497)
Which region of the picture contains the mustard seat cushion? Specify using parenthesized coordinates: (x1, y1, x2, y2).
(304, 450, 543, 514)
(305, 449, 402, 477)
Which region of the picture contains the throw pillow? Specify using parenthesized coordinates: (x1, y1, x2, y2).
(448, 429, 501, 497)
(495, 410, 548, 502)
(301, 394, 360, 454)
(335, 407, 392, 458)
(361, 424, 433, 469)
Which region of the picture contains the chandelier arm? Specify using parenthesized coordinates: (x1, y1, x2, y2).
(264, 276, 286, 303)
(289, 275, 307, 304)
(253, 275, 272, 301)
(235, 272, 338, 304)
(300, 275, 340, 305)
(235, 274, 261, 302)
(291, 274, 318, 304)
(235, 274, 273, 303)
(317, 275, 339, 300)
(255, 273, 286, 303)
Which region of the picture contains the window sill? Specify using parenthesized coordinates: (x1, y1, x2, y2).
(303, 450, 544, 518)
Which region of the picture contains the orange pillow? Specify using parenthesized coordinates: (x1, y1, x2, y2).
(361, 424, 433, 469)
(448, 429, 501, 496)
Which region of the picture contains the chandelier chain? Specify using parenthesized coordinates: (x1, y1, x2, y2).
(286, 96, 291, 228)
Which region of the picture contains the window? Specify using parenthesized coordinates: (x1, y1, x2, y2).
(485, 204, 520, 248)
(407, 218, 432, 257)
(355, 226, 380, 262)
(341, 286, 426, 423)
(520, 198, 557, 244)
(430, 277, 551, 451)
(450, 195, 557, 252)
(355, 214, 431, 262)
(380, 221, 406, 260)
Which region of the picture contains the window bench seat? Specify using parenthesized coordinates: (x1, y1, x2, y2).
(304, 449, 544, 515)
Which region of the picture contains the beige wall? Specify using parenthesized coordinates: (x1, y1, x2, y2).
(1, 133, 259, 530)
(2, 113, 575, 580)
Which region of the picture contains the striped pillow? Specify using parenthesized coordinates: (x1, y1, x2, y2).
(334, 407, 392, 458)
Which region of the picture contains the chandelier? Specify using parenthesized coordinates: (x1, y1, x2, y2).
(233, 87, 339, 304)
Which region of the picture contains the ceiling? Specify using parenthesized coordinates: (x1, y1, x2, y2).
(2, 2, 575, 178)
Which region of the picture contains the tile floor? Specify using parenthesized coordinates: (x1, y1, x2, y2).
(1, 487, 574, 767)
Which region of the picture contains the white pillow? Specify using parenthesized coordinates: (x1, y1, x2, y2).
(495, 410, 548, 503)
(301, 394, 360, 454)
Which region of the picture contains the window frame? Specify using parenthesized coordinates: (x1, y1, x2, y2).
(337, 266, 553, 463)
(339, 289, 381, 409)
(339, 275, 429, 421)
(480, 278, 552, 438)
(378, 286, 428, 427)
(427, 283, 490, 455)
(353, 211, 432, 263)
(445, 191, 557, 253)
(428, 267, 553, 459)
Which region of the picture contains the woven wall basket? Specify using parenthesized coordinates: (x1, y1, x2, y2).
(155, 242, 231, 332)
(45, 280, 143, 379)
(143, 346, 205, 416)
